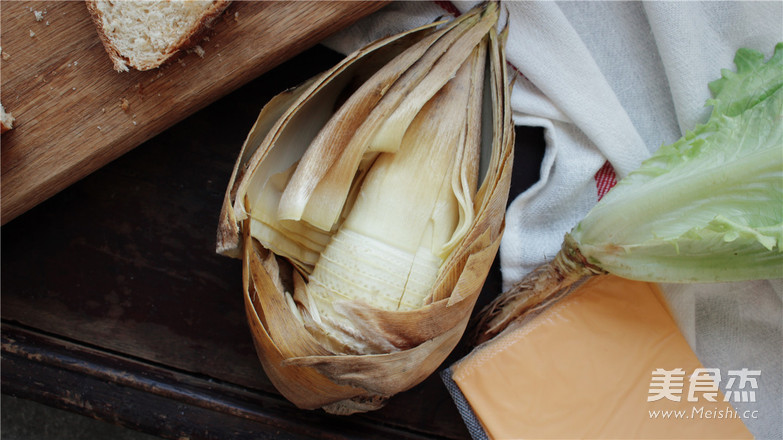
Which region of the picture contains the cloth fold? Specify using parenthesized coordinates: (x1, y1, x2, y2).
(323, 2, 783, 438)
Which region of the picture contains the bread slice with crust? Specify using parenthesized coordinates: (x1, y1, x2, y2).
(86, 0, 232, 72)
(1, 103, 14, 133)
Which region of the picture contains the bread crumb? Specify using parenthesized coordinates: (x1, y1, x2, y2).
(234, 11, 239, 21)
(192, 45, 205, 58)
(46, 21, 50, 26)
(33, 10, 45, 21)
(29, 29, 36, 38)
(1, 103, 15, 133)
(97, 126, 102, 131)
(132, 121, 137, 126)
(120, 98, 130, 112)
(2, 51, 10, 61)
(134, 82, 145, 98)
(74, 61, 78, 66)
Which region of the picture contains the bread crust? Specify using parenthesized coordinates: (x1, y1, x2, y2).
(1, 103, 14, 133)
(85, 0, 232, 72)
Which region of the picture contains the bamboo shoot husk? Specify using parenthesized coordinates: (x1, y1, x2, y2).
(217, 3, 513, 414)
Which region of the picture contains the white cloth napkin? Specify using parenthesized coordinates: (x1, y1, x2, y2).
(324, 2, 783, 437)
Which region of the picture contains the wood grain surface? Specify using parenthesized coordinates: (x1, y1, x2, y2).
(2, 43, 525, 438)
(0, 0, 388, 224)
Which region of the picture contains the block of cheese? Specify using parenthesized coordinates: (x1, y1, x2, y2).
(450, 275, 753, 439)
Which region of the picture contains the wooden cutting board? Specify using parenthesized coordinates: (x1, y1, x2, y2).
(0, 1, 388, 225)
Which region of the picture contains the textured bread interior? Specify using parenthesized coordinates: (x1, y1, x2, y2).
(91, 0, 221, 71)
(1, 103, 14, 132)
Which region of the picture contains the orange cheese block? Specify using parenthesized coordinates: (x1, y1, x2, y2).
(452, 275, 753, 439)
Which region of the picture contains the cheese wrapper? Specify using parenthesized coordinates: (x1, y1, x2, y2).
(449, 275, 753, 439)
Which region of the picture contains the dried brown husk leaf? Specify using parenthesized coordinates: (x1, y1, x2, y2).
(218, 3, 513, 414)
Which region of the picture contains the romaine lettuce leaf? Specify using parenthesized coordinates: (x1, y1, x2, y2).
(571, 43, 783, 282)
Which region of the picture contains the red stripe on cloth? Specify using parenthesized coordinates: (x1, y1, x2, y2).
(594, 161, 617, 201)
(434, 1, 461, 17)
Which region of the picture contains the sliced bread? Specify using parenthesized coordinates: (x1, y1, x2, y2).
(86, 0, 232, 72)
(1, 103, 14, 133)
